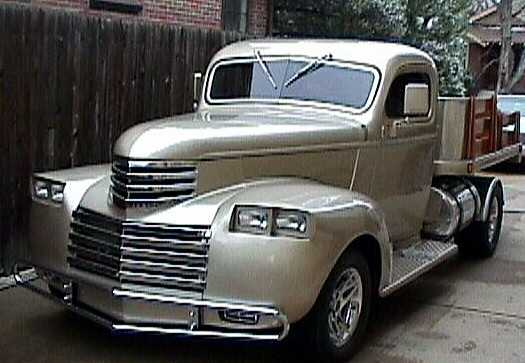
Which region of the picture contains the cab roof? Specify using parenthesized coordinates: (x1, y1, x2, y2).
(211, 38, 434, 72)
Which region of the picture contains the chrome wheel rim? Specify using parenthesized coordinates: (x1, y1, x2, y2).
(328, 267, 363, 347)
(487, 196, 500, 245)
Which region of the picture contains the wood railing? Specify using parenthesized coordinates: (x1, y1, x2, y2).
(464, 96, 520, 159)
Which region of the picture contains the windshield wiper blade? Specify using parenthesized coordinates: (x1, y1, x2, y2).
(254, 50, 277, 89)
(284, 53, 333, 88)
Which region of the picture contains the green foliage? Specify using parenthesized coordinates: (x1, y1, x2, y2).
(273, 0, 471, 95)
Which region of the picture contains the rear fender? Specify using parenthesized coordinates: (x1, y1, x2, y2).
(464, 176, 504, 221)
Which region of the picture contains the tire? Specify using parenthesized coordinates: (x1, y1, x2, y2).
(457, 183, 503, 258)
(307, 249, 372, 362)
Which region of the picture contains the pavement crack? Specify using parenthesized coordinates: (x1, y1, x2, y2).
(408, 299, 525, 322)
(504, 209, 525, 214)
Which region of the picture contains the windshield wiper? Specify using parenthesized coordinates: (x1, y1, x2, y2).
(254, 50, 277, 89)
(284, 53, 333, 88)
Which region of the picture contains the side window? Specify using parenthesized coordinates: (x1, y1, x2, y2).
(385, 73, 431, 118)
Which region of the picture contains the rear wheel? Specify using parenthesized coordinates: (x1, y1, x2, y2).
(308, 250, 372, 362)
(458, 184, 503, 258)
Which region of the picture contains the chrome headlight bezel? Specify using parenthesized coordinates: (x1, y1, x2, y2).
(32, 177, 66, 204)
(231, 205, 311, 239)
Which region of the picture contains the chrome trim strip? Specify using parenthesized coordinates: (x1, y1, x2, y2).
(120, 258, 207, 273)
(119, 271, 206, 285)
(123, 222, 210, 234)
(119, 160, 198, 169)
(121, 246, 207, 260)
(349, 148, 360, 191)
(111, 324, 282, 341)
(121, 234, 208, 247)
(111, 178, 196, 191)
(110, 188, 196, 203)
(112, 168, 198, 179)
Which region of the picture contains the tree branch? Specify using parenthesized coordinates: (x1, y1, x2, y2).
(505, 49, 525, 92)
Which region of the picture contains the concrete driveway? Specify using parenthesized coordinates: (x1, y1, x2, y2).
(1, 172, 524, 363)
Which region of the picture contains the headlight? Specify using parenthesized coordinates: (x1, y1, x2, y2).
(34, 180, 49, 199)
(274, 210, 309, 237)
(33, 177, 65, 204)
(231, 206, 310, 238)
(50, 183, 65, 203)
(233, 206, 271, 235)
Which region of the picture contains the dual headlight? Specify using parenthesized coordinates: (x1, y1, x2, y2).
(231, 206, 310, 238)
(33, 178, 65, 204)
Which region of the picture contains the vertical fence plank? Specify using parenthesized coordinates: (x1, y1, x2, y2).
(0, 4, 6, 272)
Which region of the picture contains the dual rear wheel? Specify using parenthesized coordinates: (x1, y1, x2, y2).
(457, 184, 504, 258)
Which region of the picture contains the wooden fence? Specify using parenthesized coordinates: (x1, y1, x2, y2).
(0, 3, 243, 273)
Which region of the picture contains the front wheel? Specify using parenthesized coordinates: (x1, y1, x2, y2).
(309, 250, 372, 362)
(458, 184, 503, 258)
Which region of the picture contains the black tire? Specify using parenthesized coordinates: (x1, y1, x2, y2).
(457, 184, 503, 258)
(307, 249, 372, 362)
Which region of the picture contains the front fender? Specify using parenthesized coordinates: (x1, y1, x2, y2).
(204, 178, 391, 323)
(28, 164, 110, 272)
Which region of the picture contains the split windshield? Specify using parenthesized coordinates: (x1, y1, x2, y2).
(208, 58, 376, 110)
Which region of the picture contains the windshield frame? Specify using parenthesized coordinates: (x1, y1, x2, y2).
(204, 55, 382, 114)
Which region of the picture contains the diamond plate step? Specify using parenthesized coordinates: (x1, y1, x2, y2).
(380, 239, 458, 296)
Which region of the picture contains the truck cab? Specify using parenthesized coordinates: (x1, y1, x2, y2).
(18, 39, 508, 362)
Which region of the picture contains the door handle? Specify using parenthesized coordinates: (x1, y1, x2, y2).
(390, 119, 409, 138)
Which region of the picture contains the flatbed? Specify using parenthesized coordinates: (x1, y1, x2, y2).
(435, 95, 521, 176)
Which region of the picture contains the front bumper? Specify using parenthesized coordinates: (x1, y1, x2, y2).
(14, 265, 290, 341)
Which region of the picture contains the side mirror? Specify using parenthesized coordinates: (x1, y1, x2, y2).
(193, 72, 203, 111)
(403, 83, 430, 116)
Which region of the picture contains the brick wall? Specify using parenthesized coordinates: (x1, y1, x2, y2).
(1, 0, 269, 34)
(247, 0, 268, 36)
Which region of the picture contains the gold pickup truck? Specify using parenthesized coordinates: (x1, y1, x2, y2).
(16, 39, 522, 362)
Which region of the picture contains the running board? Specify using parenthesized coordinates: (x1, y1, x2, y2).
(380, 239, 458, 297)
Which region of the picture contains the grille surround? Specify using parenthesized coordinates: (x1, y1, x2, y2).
(68, 208, 211, 293)
(110, 157, 197, 208)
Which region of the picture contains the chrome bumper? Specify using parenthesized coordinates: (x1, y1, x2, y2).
(14, 266, 290, 341)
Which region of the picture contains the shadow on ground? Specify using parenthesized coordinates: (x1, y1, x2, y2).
(3, 259, 467, 363)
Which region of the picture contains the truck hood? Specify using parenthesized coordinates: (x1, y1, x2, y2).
(113, 107, 366, 160)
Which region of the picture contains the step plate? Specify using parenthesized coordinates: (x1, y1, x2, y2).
(380, 239, 458, 297)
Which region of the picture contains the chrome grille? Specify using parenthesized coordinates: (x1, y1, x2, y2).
(68, 208, 210, 293)
(110, 157, 197, 208)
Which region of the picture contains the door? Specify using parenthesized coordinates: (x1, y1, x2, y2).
(371, 69, 437, 247)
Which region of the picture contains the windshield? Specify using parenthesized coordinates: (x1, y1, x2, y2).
(208, 58, 377, 110)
